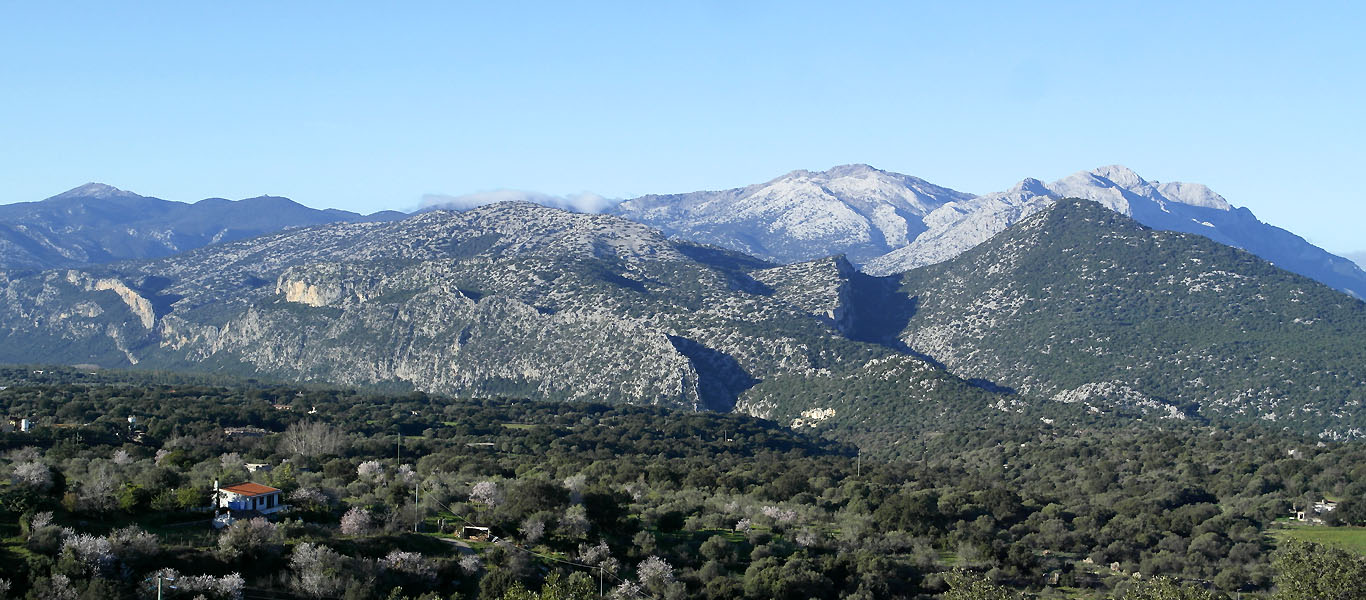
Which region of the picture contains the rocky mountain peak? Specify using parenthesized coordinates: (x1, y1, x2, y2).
(777, 163, 882, 182)
(1088, 165, 1146, 188)
(1153, 181, 1233, 211)
(49, 182, 144, 201)
(1010, 177, 1052, 196)
(821, 163, 883, 178)
(859, 164, 1364, 298)
(610, 165, 975, 265)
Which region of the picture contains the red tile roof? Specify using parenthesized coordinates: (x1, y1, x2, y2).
(221, 482, 280, 497)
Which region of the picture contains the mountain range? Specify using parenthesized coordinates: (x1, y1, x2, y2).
(0, 183, 403, 275)
(1, 191, 1363, 448)
(7, 165, 1362, 302)
(614, 164, 1366, 300)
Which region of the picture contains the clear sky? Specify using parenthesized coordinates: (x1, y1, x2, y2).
(2, 2, 1362, 253)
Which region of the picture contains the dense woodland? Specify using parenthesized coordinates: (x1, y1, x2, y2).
(1, 366, 1365, 599)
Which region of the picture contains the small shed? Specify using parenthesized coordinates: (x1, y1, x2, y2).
(462, 526, 491, 541)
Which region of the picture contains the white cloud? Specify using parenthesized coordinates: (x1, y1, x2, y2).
(420, 189, 619, 214)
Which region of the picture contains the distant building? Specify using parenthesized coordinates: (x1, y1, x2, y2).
(224, 426, 267, 438)
(213, 481, 286, 516)
(1294, 499, 1338, 524)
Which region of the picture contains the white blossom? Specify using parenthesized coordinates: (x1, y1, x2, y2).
(379, 550, 436, 582)
(637, 555, 675, 588)
(356, 460, 384, 482)
(12, 461, 51, 491)
(31, 511, 54, 529)
(340, 506, 373, 535)
(112, 449, 135, 465)
(520, 516, 546, 544)
(560, 504, 591, 538)
(458, 554, 484, 575)
(470, 480, 502, 507)
(290, 543, 347, 598)
(61, 533, 114, 574)
(761, 505, 797, 524)
(609, 581, 643, 600)
(150, 569, 244, 600)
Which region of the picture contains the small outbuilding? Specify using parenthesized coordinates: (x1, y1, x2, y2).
(462, 526, 491, 541)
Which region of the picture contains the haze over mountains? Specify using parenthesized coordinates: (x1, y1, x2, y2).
(1349, 251, 1366, 270)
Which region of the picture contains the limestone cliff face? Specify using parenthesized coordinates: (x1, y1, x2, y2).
(0, 203, 876, 411)
(275, 264, 383, 307)
(65, 271, 157, 329)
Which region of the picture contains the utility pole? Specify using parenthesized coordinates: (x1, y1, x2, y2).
(150, 574, 175, 600)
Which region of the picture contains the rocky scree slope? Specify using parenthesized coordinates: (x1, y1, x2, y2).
(0, 183, 403, 275)
(886, 198, 1366, 438)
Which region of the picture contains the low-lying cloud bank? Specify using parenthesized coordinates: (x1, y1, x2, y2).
(1347, 252, 1366, 270)
(420, 190, 619, 214)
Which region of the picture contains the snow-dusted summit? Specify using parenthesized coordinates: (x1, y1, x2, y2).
(853, 165, 1366, 300)
(608, 163, 1366, 298)
(49, 182, 146, 200)
(608, 164, 974, 264)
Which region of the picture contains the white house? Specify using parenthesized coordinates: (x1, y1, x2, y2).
(213, 481, 286, 515)
(1294, 499, 1338, 523)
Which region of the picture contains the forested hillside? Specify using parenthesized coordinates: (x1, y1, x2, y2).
(1, 368, 1364, 599)
(889, 199, 1366, 437)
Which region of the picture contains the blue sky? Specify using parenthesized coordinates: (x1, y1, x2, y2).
(2, 2, 1362, 253)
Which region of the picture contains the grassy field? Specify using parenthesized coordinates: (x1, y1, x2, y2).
(1272, 525, 1366, 555)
